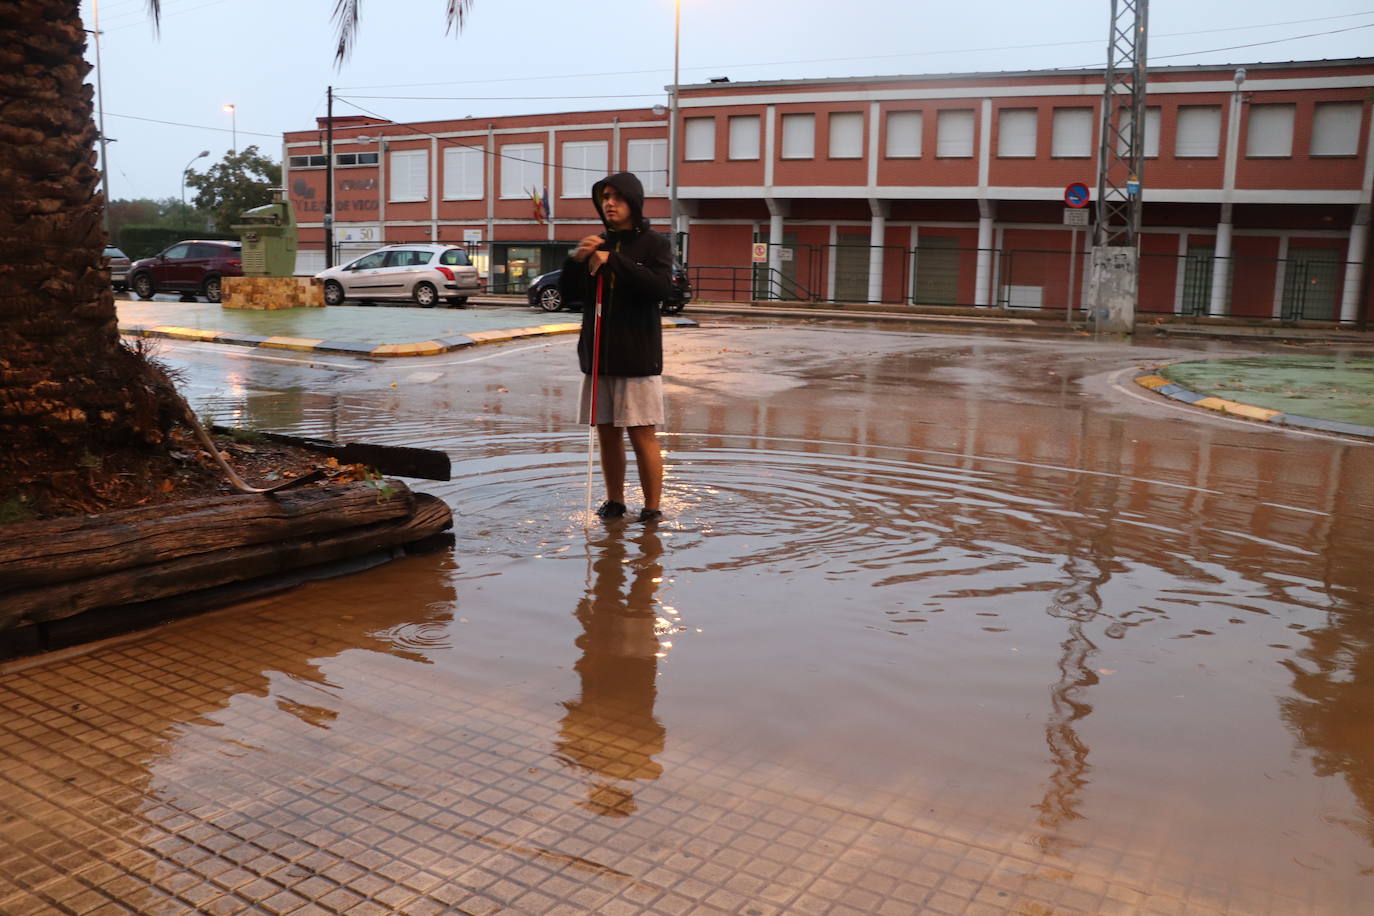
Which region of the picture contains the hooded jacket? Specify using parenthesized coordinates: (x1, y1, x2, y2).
(559, 171, 673, 377)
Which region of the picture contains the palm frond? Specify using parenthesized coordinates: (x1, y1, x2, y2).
(445, 0, 474, 35)
(332, 0, 360, 66)
(146, 0, 160, 35)
(332, 1, 474, 65)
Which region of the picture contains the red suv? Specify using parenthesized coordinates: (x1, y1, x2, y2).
(128, 240, 243, 303)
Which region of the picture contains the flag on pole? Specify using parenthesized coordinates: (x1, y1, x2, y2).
(530, 186, 549, 224)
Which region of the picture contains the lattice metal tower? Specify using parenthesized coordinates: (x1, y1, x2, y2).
(1094, 0, 1149, 247)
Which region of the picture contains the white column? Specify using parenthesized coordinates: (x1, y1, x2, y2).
(766, 198, 785, 300)
(1271, 235, 1289, 318)
(907, 225, 918, 306)
(1172, 232, 1187, 313)
(975, 199, 995, 307)
(1209, 204, 1232, 317)
(1339, 207, 1369, 323)
(868, 199, 887, 304)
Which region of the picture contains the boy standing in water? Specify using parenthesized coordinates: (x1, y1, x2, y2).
(560, 171, 674, 523)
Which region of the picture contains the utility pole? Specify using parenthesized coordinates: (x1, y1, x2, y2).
(1088, 0, 1149, 333)
(325, 86, 335, 269)
(91, 0, 111, 237)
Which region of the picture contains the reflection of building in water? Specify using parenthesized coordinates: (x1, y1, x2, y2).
(555, 528, 669, 817)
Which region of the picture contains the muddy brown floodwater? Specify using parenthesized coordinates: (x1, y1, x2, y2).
(3, 322, 1372, 914)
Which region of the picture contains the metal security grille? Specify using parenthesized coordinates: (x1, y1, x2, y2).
(913, 238, 962, 305)
(1180, 246, 1214, 316)
(1282, 252, 1343, 320)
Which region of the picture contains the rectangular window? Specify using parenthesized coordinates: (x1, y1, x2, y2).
(1246, 104, 1295, 158)
(728, 115, 760, 160)
(780, 113, 815, 159)
(627, 138, 668, 194)
(828, 111, 864, 159)
(310, 155, 326, 167)
(499, 143, 545, 199)
(1311, 101, 1362, 156)
(997, 109, 1037, 158)
(1175, 106, 1222, 158)
(288, 155, 310, 168)
(389, 149, 428, 202)
(936, 109, 975, 157)
(561, 140, 607, 198)
(1118, 106, 1161, 157)
(336, 153, 357, 166)
(1051, 108, 1093, 157)
(357, 152, 378, 165)
(443, 146, 484, 200)
(885, 111, 922, 158)
(684, 117, 715, 160)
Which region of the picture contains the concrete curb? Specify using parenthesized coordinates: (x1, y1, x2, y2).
(1133, 371, 1374, 440)
(120, 316, 698, 358)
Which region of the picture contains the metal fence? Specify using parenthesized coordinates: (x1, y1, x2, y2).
(688, 241, 1361, 323)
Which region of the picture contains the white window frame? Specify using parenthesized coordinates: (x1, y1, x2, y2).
(1050, 107, 1093, 158)
(728, 115, 761, 160)
(627, 138, 668, 195)
(1175, 106, 1222, 158)
(684, 117, 715, 161)
(388, 148, 428, 202)
(442, 146, 484, 200)
(499, 143, 546, 200)
(561, 140, 608, 199)
(1118, 106, 1161, 158)
(936, 109, 975, 158)
(828, 111, 864, 159)
(1245, 104, 1295, 158)
(780, 113, 815, 159)
(885, 111, 922, 158)
(997, 108, 1038, 158)
(1311, 101, 1362, 157)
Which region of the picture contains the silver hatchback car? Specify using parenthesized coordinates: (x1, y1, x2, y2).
(316, 244, 481, 307)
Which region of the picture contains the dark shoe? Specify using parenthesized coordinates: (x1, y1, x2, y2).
(596, 500, 627, 519)
(636, 508, 663, 523)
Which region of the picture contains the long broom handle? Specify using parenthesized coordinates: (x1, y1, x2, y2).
(584, 271, 605, 521)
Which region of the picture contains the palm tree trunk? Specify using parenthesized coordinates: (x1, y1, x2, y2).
(0, 0, 170, 498)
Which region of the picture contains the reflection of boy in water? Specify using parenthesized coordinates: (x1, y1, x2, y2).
(555, 528, 666, 817)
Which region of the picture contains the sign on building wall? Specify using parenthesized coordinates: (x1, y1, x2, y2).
(751, 242, 767, 263)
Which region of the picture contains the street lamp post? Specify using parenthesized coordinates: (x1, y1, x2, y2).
(181, 150, 209, 229)
(223, 104, 237, 153)
(668, 0, 681, 262)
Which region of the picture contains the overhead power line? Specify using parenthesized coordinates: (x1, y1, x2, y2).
(104, 110, 279, 139)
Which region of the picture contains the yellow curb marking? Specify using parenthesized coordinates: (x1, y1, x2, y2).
(154, 326, 222, 340)
(372, 341, 446, 356)
(261, 336, 328, 352)
(1134, 374, 1170, 389)
(1194, 397, 1280, 421)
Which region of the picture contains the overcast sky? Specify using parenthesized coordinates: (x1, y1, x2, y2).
(80, 0, 1374, 202)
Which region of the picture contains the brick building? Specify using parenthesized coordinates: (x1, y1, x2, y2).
(283, 57, 1374, 322)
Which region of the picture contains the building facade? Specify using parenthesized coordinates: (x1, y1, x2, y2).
(284, 58, 1374, 322)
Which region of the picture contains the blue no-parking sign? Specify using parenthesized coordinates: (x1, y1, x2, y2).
(1064, 182, 1090, 208)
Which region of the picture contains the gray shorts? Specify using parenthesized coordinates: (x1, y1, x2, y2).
(578, 375, 664, 427)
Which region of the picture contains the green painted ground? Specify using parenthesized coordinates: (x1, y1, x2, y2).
(1162, 356, 1374, 426)
(116, 301, 573, 344)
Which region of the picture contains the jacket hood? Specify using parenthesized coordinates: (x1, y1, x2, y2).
(591, 171, 648, 232)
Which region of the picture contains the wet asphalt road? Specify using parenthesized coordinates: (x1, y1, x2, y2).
(4, 310, 1373, 914)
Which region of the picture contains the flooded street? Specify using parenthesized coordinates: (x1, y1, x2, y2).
(4, 318, 1373, 914)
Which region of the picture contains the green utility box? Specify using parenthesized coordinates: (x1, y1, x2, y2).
(232, 187, 297, 277)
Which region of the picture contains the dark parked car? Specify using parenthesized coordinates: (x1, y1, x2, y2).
(102, 245, 131, 291)
(528, 264, 691, 314)
(128, 240, 243, 303)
